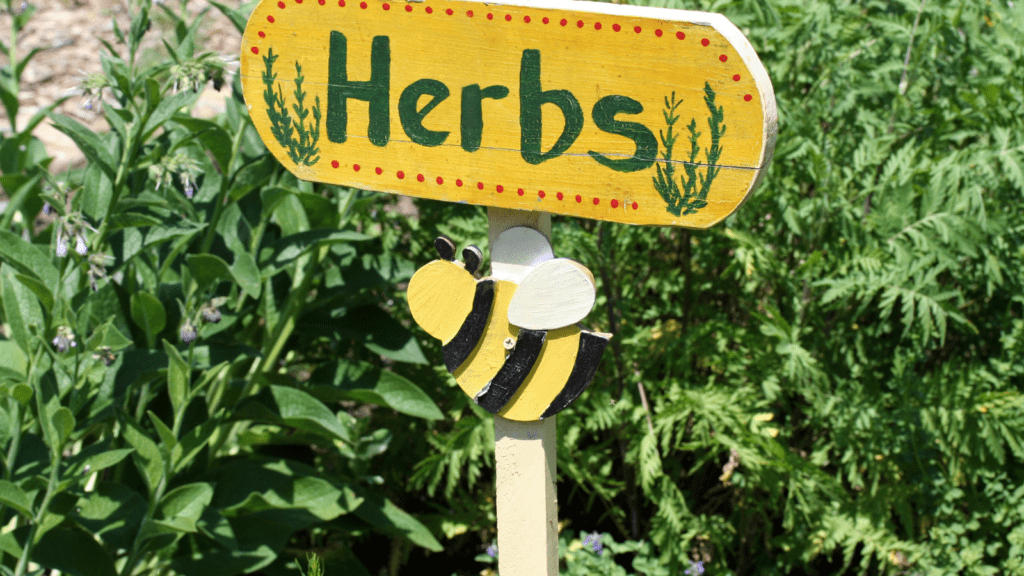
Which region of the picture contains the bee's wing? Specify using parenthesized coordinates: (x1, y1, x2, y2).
(508, 258, 597, 331)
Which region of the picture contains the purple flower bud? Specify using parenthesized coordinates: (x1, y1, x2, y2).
(42, 202, 52, 215)
(201, 305, 221, 323)
(83, 99, 93, 111)
(75, 234, 88, 256)
(180, 320, 197, 344)
(593, 543, 603, 556)
(685, 560, 705, 575)
(486, 544, 497, 558)
(52, 327, 75, 353)
(56, 231, 68, 258)
(183, 177, 195, 199)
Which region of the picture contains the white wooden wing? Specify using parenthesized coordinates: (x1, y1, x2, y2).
(507, 259, 597, 331)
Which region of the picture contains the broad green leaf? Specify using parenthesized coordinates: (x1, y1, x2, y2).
(162, 340, 189, 414)
(172, 117, 233, 173)
(172, 419, 219, 473)
(186, 253, 233, 290)
(141, 90, 199, 140)
(2, 264, 45, 350)
(0, 342, 27, 376)
(51, 407, 75, 447)
(236, 385, 351, 443)
(231, 251, 262, 299)
(11, 273, 52, 312)
(353, 491, 443, 552)
(0, 230, 58, 285)
(47, 113, 116, 180)
(66, 446, 134, 477)
(310, 360, 442, 420)
(261, 229, 371, 272)
(130, 292, 166, 345)
(170, 547, 277, 576)
(85, 320, 133, 352)
(31, 526, 117, 576)
(148, 411, 177, 453)
(118, 411, 164, 496)
(156, 482, 214, 532)
(0, 480, 32, 518)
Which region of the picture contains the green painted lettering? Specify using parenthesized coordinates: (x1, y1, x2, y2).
(327, 32, 390, 147)
(460, 84, 509, 152)
(519, 50, 583, 165)
(588, 96, 657, 173)
(399, 79, 451, 147)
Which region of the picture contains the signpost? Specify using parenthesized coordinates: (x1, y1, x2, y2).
(239, 0, 775, 572)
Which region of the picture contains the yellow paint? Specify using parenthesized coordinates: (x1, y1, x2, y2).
(498, 326, 580, 421)
(239, 0, 776, 228)
(452, 279, 518, 398)
(407, 260, 476, 343)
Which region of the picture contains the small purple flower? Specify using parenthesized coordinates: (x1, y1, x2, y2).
(685, 560, 705, 575)
(42, 202, 52, 215)
(55, 229, 68, 257)
(593, 542, 603, 556)
(486, 544, 497, 558)
(201, 304, 221, 323)
(179, 320, 197, 344)
(82, 99, 93, 111)
(182, 176, 196, 199)
(52, 326, 76, 353)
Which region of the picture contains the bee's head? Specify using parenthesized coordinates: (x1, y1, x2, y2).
(407, 236, 484, 341)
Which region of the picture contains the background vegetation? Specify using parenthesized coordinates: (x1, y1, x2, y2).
(1, 0, 1023, 574)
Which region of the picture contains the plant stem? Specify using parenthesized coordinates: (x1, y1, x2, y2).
(13, 450, 62, 576)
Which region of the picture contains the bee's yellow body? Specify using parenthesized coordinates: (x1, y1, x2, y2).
(408, 245, 609, 421)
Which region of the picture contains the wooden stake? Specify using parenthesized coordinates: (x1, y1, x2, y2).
(489, 207, 559, 576)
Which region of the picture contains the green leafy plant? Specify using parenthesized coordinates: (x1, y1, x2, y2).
(653, 83, 726, 216)
(262, 48, 322, 167)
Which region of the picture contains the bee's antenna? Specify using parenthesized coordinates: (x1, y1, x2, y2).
(434, 236, 456, 261)
(463, 245, 483, 274)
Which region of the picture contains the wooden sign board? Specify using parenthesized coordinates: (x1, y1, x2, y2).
(239, 0, 776, 228)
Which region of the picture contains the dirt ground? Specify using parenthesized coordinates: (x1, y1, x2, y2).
(0, 0, 242, 173)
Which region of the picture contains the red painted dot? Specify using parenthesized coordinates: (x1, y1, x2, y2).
(487, 13, 493, 19)
(594, 22, 602, 30)
(525, 15, 531, 22)
(397, 171, 405, 179)
(467, 10, 473, 16)
(456, 179, 464, 187)
(296, 0, 302, 3)
(258, 31, 266, 37)
(719, 54, 728, 62)
(560, 18, 567, 26)
(655, 29, 663, 37)
(505, 14, 511, 21)
(538, 190, 546, 198)
(496, 185, 504, 193)
(319, 0, 325, 4)
(405, 4, 412, 10)
(383, 2, 389, 8)
(634, 26, 641, 33)
(611, 199, 619, 208)
(577, 20, 584, 28)
(676, 31, 685, 40)
(575, 195, 582, 203)
(542, 16, 549, 23)
(331, 160, 339, 168)
(556, 192, 564, 200)
(375, 167, 383, 175)
(267, 14, 275, 21)
(277, 1, 285, 7)
(353, 164, 361, 171)
(338, 0, 344, 5)
(477, 182, 484, 190)
(744, 94, 753, 101)
(593, 198, 600, 205)
(359, 1, 366, 8)
(446, 8, 453, 15)
(517, 188, 525, 196)
(632, 201, 638, 210)
(701, 38, 710, 46)
(733, 74, 741, 81)
(425, 6, 432, 12)
(436, 176, 443, 184)
(417, 174, 425, 182)
(251, 46, 259, 54)
(612, 23, 621, 31)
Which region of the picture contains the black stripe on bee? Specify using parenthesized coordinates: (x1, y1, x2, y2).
(474, 329, 547, 414)
(442, 280, 496, 373)
(539, 331, 610, 419)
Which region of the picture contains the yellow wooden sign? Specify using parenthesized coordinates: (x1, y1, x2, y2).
(239, 0, 776, 228)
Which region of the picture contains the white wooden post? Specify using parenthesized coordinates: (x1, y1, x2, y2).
(488, 207, 559, 576)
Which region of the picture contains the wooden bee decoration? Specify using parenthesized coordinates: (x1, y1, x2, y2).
(408, 229, 611, 421)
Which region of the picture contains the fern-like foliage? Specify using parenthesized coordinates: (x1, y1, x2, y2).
(262, 48, 321, 166)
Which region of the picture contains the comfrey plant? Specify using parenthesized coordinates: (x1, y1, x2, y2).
(0, 1, 447, 575)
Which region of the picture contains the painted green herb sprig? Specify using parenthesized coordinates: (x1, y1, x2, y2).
(262, 48, 322, 166)
(653, 82, 726, 216)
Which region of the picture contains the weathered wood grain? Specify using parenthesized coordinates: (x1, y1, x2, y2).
(240, 0, 776, 227)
